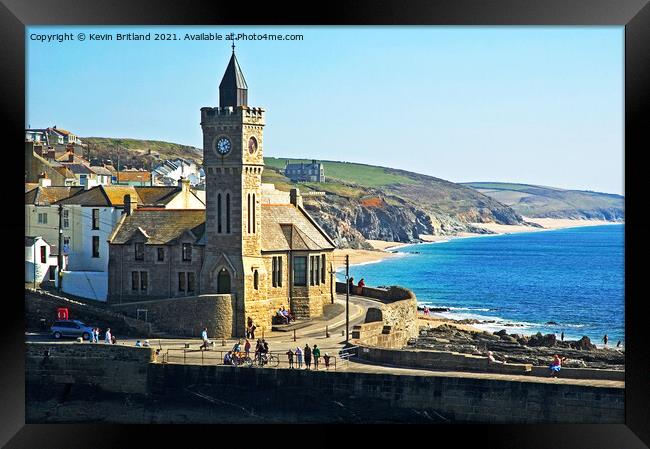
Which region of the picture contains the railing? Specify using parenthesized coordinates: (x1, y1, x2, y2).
(162, 347, 340, 371)
(337, 345, 358, 367)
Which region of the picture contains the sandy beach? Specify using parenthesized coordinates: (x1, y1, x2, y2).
(333, 217, 623, 271)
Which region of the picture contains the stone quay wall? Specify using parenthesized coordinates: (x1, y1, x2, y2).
(26, 342, 154, 396)
(147, 364, 624, 424)
(110, 294, 235, 338)
(339, 282, 418, 348)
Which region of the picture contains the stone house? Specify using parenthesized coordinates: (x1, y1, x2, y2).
(284, 160, 325, 182)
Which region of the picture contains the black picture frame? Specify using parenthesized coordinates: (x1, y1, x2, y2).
(1, 0, 647, 447)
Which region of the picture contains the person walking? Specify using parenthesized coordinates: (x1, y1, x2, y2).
(104, 328, 112, 344)
(347, 277, 354, 294)
(244, 339, 251, 358)
(616, 340, 622, 348)
(560, 331, 564, 342)
(286, 348, 295, 369)
(200, 327, 211, 350)
(313, 344, 321, 370)
(304, 344, 312, 370)
(295, 346, 303, 369)
(324, 353, 331, 370)
(247, 317, 253, 338)
(602, 334, 609, 347)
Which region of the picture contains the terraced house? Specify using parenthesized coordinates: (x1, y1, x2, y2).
(106, 49, 336, 336)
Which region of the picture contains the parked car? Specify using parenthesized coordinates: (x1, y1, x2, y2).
(50, 320, 94, 340)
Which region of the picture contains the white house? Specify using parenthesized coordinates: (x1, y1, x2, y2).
(25, 236, 60, 286)
(152, 159, 204, 186)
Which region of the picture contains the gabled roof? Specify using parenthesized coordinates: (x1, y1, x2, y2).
(25, 183, 38, 193)
(109, 209, 206, 245)
(261, 204, 335, 252)
(62, 163, 93, 175)
(90, 166, 112, 176)
(133, 186, 180, 205)
(25, 186, 85, 205)
(54, 185, 183, 207)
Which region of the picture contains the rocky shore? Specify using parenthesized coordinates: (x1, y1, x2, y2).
(409, 324, 624, 370)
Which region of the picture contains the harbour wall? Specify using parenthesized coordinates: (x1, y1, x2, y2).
(26, 343, 623, 423)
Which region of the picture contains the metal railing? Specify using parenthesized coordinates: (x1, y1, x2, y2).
(162, 347, 341, 371)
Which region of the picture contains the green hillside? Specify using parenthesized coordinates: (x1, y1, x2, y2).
(83, 137, 202, 168)
(463, 182, 624, 220)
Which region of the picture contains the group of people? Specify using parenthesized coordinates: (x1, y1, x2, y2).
(222, 338, 268, 365)
(347, 277, 365, 295)
(275, 307, 295, 325)
(285, 344, 331, 370)
(88, 327, 116, 344)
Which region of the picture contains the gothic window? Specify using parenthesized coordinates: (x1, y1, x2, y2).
(272, 257, 277, 287)
(140, 271, 148, 291)
(182, 243, 192, 261)
(252, 193, 256, 234)
(217, 193, 222, 233)
(132, 272, 139, 291)
(321, 254, 326, 283)
(135, 242, 144, 261)
(309, 256, 315, 286)
(157, 247, 165, 262)
(278, 257, 283, 287)
(226, 193, 231, 233)
(315, 255, 320, 285)
(187, 272, 195, 293)
(293, 256, 307, 286)
(247, 194, 251, 234)
(178, 272, 186, 292)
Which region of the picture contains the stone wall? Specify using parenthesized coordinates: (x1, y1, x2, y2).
(147, 364, 624, 423)
(26, 342, 154, 396)
(110, 294, 235, 338)
(345, 283, 418, 348)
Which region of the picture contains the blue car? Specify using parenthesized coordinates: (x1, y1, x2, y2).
(50, 320, 94, 340)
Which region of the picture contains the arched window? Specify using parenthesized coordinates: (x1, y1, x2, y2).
(252, 193, 256, 234)
(226, 193, 231, 233)
(217, 193, 222, 233)
(247, 194, 251, 234)
(253, 270, 259, 290)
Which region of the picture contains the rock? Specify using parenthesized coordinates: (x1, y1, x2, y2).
(546, 321, 559, 325)
(494, 329, 508, 337)
(570, 336, 596, 351)
(527, 332, 557, 347)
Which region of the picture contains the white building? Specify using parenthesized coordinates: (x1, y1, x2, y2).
(152, 158, 204, 186)
(25, 236, 59, 286)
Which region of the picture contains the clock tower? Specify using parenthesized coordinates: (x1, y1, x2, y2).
(200, 46, 266, 336)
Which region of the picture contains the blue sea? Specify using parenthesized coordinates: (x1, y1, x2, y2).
(340, 225, 625, 346)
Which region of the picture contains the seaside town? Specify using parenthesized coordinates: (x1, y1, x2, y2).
(25, 48, 625, 424)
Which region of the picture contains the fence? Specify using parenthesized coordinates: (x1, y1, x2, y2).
(162, 347, 342, 371)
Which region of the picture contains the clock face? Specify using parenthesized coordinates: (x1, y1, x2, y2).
(248, 136, 258, 154)
(215, 136, 232, 156)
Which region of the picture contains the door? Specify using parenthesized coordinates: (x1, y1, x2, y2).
(217, 268, 231, 294)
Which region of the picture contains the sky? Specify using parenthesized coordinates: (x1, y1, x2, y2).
(26, 26, 624, 195)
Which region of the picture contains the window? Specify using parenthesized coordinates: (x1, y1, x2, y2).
(187, 272, 195, 293)
(40, 246, 47, 263)
(321, 254, 326, 283)
(157, 247, 165, 262)
(92, 208, 99, 230)
(315, 256, 320, 285)
(140, 271, 148, 291)
(278, 257, 283, 287)
(37, 213, 47, 224)
(293, 256, 307, 286)
(247, 194, 251, 233)
(309, 256, 315, 286)
(226, 193, 231, 233)
(254, 270, 259, 290)
(182, 243, 192, 261)
(132, 271, 139, 291)
(252, 194, 256, 234)
(92, 236, 100, 258)
(217, 193, 222, 233)
(132, 271, 147, 292)
(178, 272, 186, 292)
(272, 257, 277, 287)
(48, 266, 56, 280)
(135, 242, 144, 261)
(63, 209, 69, 228)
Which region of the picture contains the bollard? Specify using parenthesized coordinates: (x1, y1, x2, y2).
(293, 329, 296, 342)
(222, 339, 225, 346)
(326, 325, 329, 338)
(341, 330, 345, 336)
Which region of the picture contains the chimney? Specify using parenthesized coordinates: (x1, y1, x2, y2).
(290, 188, 303, 207)
(68, 148, 74, 162)
(178, 177, 190, 192)
(38, 172, 51, 187)
(124, 194, 137, 216)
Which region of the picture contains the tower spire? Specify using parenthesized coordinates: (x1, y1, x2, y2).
(219, 46, 248, 108)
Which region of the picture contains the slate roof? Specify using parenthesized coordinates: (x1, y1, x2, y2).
(62, 163, 93, 174)
(25, 186, 85, 205)
(109, 209, 206, 245)
(55, 185, 182, 207)
(261, 204, 335, 252)
(219, 52, 248, 90)
(90, 166, 113, 176)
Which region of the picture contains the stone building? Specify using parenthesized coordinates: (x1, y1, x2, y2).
(107, 49, 336, 336)
(284, 160, 325, 182)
